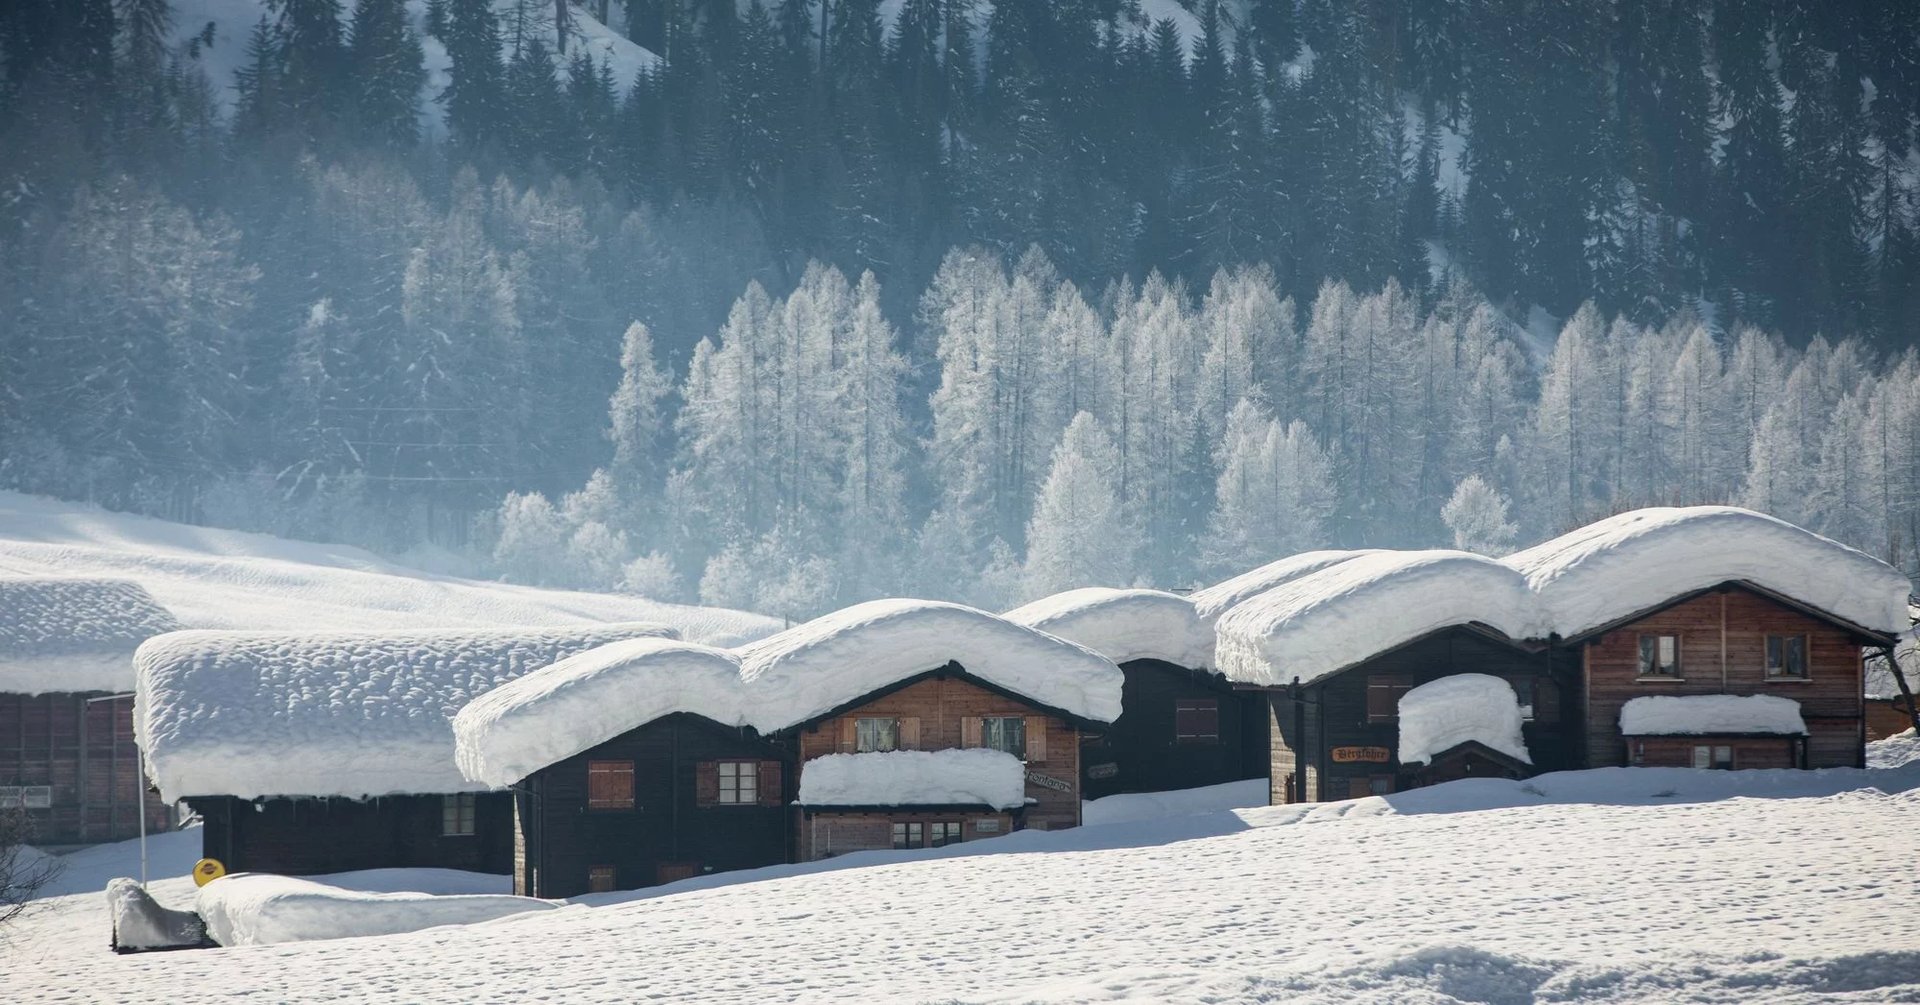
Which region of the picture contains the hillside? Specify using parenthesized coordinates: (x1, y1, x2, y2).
(6, 765, 1918, 1002)
(0, 492, 779, 646)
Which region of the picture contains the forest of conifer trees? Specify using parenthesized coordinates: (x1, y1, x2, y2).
(1, 0, 1916, 615)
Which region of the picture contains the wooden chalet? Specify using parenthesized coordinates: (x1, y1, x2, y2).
(135, 623, 679, 877)
(0, 578, 180, 849)
(1004, 588, 1266, 800)
(452, 600, 1125, 897)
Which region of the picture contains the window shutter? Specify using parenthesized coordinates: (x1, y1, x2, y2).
(961, 716, 982, 748)
(1024, 717, 1047, 762)
(899, 717, 921, 750)
(757, 761, 783, 807)
(695, 761, 720, 807)
(838, 717, 857, 752)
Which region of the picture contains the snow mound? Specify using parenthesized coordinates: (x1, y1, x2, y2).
(796, 749, 1025, 810)
(1215, 551, 1541, 686)
(0, 491, 779, 647)
(1397, 674, 1531, 766)
(1869, 729, 1920, 769)
(107, 878, 210, 952)
(735, 599, 1123, 727)
(196, 873, 554, 947)
(1618, 694, 1807, 736)
(1187, 550, 1380, 626)
(1080, 778, 1268, 827)
(454, 638, 748, 788)
(1003, 588, 1213, 669)
(0, 577, 181, 693)
(1504, 506, 1913, 639)
(136, 623, 678, 801)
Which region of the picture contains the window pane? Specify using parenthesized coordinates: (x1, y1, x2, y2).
(857, 718, 899, 752)
(981, 717, 1026, 758)
(1692, 746, 1710, 769)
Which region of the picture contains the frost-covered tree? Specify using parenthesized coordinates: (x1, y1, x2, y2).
(1023, 412, 1137, 597)
(493, 491, 570, 584)
(1200, 400, 1336, 576)
(1441, 474, 1519, 556)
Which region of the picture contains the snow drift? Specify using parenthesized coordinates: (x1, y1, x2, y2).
(195, 873, 554, 947)
(136, 623, 678, 801)
(1003, 587, 1213, 669)
(1397, 674, 1532, 766)
(796, 749, 1026, 809)
(1618, 694, 1808, 736)
(0, 577, 181, 693)
(1215, 551, 1542, 686)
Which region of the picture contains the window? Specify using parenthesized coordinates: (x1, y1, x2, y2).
(717, 761, 758, 804)
(0, 786, 50, 809)
(587, 760, 635, 810)
(1175, 699, 1220, 744)
(974, 818, 1002, 834)
(855, 717, 900, 752)
(441, 793, 476, 836)
(890, 821, 924, 849)
(1693, 745, 1734, 770)
(1637, 635, 1681, 678)
(587, 866, 616, 893)
(979, 717, 1026, 759)
(1765, 635, 1808, 678)
(1366, 675, 1414, 722)
(929, 822, 964, 847)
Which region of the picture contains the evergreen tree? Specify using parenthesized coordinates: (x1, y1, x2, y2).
(345, 0, 424, 146)
(1024, 412, 1137, 596)
(442, 0, 507, 147)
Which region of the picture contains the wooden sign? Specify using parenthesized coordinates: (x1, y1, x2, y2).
(1025, 770, 1074, 792)
(1330, 746, 1392, 764)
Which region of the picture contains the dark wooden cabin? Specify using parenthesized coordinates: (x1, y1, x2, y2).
(191, 792, 515, 876)
(1077, 659, 1267, 800)
(1264, 625, 1574, 803)
(510, 712, 790, 898)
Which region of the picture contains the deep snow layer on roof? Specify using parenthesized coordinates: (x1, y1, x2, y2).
(796, 749, 1026, 809)
(1397, 674, 1532, 767)
(733, 599, 1124, 727)
(1504, 506, 1912, 639)
(1002, 588, 1213, 669)
(0, 491, 780, 646)
(1216, 551, 1542, 686)
(1618, 695, 1807, 736)
(456, 599, 1124, 786)
(0, 577, 182, 693)
(136, 623, 678, 801)
(1187, 550, 1380, 625)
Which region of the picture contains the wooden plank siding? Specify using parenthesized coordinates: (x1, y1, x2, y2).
(189, 792, 513, 876)
(1076, 660, 1267, 800)
(797, 811, 1012, 861)
(517, 713, 788, 899)
(0, 691, 169, 847)
(1578, 586, 1867, 769)
(793, 674, 1084, 832)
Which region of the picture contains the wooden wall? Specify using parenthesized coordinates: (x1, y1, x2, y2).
(797, 810, 1013, 861)
(519, 713, 788, 899)
(1866, 699, 1913, 741)
(794, 674, 1083, 830)
(1629, 736, 1800, 770)
(191, 792, 513, 876)
(1579, 587, 1866, 769)
(1076, 660, 1266, 800)
(0, 691, 170, 847)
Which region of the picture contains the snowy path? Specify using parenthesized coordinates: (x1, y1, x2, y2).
(6, 767, 1920, 1002)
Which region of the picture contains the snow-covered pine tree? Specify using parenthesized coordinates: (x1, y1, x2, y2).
(1023, 412, 1137, 598)
(1440, 474, 1519, 556)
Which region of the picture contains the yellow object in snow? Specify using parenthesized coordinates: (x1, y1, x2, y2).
(191, 858, 226, 887)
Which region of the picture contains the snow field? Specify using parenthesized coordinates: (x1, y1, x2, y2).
(6, 764, 1919, 1002)
(194, 874, 555, 947)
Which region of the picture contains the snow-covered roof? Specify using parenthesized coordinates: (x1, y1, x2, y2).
(136, 623, 680, 801)
(795, 749, 1026, 810)
(454, 599, 1125, 787)
(453, 638, 749, 789)
(1504, 506, 1912, 640)
(0, 577, 182, 694)
(1618, 695, 1808, 737)
(1397, 674, 1531, 767)
(1215, 551, 1542, 686)
(1002, 588, 1213, 669)
(1187, 551, 1380, 626)
(734, 599, 1123, 727)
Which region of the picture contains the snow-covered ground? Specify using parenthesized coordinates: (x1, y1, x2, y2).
(8, 764, 1920, 1001)
(0, 491, 778, 646)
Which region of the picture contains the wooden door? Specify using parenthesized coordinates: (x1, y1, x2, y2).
(656, 862, 699, 885)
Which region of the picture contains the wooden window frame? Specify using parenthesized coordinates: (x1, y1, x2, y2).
(1174, 698, 1221, 745)
(1636, 634, 1683, 680)
(586, 865, 616, 893)
(1764, 634, 1810, 680)
(440, 792, 477, 837)
(716, 759, 759, 805)
(855, 717, 901, 753)
(928, 821, 964, 848)
(890, 821, 924, 849)
(1692, 744, 1735, 770)
(0, 786, 51, 810)
(979, 716, 1027, 759)
(587, 759, 636, 811)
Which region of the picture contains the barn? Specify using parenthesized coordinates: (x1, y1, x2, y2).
(454, 600, 1124, 897)
(0, 578, 181, 848)
(134, 622, 679, 876)
(1005, 587, 1265, 798)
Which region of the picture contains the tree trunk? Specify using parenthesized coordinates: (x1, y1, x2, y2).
(1880, 643, 1920, 735)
